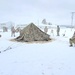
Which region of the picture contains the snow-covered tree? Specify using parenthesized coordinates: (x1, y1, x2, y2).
(42, 19, 47, 25)
(48, 22, 52, 25)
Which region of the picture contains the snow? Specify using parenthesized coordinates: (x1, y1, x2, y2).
(0, 28, 75, 75)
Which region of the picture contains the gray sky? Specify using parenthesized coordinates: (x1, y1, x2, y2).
(0, 0, 75, 25)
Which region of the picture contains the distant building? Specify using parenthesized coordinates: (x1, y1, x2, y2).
(16, 24, 28, 29)
(0, 22, 14, 29)
(0, 23, 6, 29)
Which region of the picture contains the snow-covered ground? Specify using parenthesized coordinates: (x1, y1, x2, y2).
(0, 28, 75, 75)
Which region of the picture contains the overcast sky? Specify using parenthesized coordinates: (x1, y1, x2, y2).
(0, 0, 75, 26)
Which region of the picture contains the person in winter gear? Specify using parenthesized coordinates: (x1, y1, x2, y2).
(69, 31, 75, 47)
